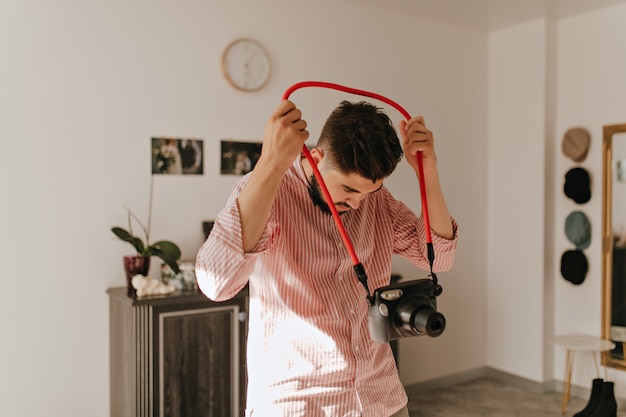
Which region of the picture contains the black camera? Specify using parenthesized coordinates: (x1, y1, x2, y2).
(368, 278, 445, 344)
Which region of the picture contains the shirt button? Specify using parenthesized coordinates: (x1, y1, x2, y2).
(338, 275, 344, 281)
(350, 308, 355, 315)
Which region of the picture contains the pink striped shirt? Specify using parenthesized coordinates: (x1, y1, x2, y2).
(196, 157, 458, 417)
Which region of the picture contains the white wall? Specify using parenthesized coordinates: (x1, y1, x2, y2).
(487, 19, 550, 382)
(0, 1, 487, 416)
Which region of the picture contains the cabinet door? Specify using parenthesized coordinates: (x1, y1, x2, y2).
(157, 304, 243, 417)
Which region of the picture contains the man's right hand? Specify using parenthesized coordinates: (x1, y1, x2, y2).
(258, 100, 309, 174)
(236, 100, 309, 253)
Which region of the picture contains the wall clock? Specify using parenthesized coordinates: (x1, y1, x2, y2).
(221, 38, 271, 92)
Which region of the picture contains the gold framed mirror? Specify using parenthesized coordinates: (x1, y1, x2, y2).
(602, 123, 626, 370)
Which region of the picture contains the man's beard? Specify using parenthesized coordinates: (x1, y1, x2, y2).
(307, 175, 332, 215)
(307, 175, 350, 216)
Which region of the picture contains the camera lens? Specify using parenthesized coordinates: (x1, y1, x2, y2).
(424, 311, 446, 337)
(413, 307, 446, 337)
(399, 303, 446, 337)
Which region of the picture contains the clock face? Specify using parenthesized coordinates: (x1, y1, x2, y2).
(222, 38, 271, 92)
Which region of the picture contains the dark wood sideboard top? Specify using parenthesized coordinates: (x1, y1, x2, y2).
(106, 286, 248, 308)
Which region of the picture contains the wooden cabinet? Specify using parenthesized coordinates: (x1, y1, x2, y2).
(107, 287, 248, 417)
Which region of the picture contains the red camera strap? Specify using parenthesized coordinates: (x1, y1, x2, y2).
(282, 81, 435, 303)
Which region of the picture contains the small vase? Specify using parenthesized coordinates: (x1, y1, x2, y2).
(123, 255, 150, 297)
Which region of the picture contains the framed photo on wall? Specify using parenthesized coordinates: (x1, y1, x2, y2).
(220, 140, 262, 175)
(151, 137, 204, 175)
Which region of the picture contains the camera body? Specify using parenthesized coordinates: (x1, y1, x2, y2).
(368, 278, 445, 344)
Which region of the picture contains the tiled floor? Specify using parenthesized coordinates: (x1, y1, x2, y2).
(407, 378, 625, 417)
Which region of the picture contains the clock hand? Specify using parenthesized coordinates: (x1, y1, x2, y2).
(245, 51, 258, 66)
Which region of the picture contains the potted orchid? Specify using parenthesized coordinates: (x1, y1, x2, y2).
(112, 206, 181, 273)
(112, 206, 181, 296)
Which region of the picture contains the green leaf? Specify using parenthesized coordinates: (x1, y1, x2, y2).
(111, 227, 147, 255)
(151, 240, 181, 260)
(111, 227, 132, 241)
(150, 247, 181, 274)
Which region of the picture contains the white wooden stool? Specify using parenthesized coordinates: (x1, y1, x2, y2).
(550, 334, 615, 415)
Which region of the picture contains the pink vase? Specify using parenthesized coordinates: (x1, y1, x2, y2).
(123, 255, 150, 297)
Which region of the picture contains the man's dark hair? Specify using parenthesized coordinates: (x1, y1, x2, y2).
(316, 101, 403, 182)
